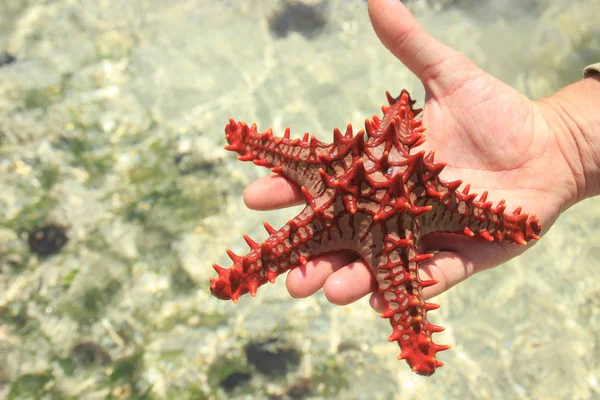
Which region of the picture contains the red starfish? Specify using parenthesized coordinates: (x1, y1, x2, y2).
(210, 90, 541, 375)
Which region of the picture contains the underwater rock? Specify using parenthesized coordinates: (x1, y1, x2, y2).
(0, 53, 16, 67)
(173, 152, 219, 175)
(244, 338, 301, 376)
(27, 224, 69, 257)
(268, 0, 327, 39)
(219, 371, 252, 392)
(71, 341, 112, 366)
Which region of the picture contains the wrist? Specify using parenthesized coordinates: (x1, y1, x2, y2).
(537, 75, 600, 204)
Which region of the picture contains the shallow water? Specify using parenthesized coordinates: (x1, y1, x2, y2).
(0, 0, 599, 399)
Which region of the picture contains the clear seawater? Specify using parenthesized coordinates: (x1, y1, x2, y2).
(0, 0, 599, 399)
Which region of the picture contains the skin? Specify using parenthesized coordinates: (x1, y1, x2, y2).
(242, 0, 600, 313)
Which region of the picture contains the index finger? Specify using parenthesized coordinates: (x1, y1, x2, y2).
(243, 175, 304, 210)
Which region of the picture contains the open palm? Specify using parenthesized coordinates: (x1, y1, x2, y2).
(242, 0, 579, 312)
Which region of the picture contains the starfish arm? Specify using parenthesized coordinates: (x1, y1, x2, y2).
(225, 119, 370, 196)
(374, 234, 450, 376)
(417, 167, 542, 245)
(210, 206, 316, 302)
(364, 90, 425, 156)
(224, 118, 332, 190)
(210, 182, 368, 303)
(211, 203, 346, 302)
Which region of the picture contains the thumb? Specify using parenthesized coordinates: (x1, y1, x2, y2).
(368, 0, 479, 94)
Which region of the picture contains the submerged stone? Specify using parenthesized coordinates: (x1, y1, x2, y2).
(27, 224, 69, 257)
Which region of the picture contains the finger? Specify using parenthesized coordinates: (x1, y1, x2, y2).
(243, 175, 304, 210)
(418, 250, 475, 298)
(369, 292, 385, 313)
(286, 251, 357, 298)
(322, 259, 377, 306)
(367, 0, 478, 92)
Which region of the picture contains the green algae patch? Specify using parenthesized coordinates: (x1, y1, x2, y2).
(8, 372, 57, 400)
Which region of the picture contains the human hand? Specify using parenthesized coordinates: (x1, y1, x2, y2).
(242, 0, 597, 312)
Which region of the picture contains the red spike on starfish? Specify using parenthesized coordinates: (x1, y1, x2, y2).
(333, 127, 344, 143)
(411, 253, 435, 263)
(421, 279, 439, 288)
(479, 230, 495, 242)
(212, 263, 228, 276)
(344, 123, 354, 138)
(463, 227, 475, 236)
(263, 221, 276, 235)
(225, 249, 242, 263)
(479, 191, 489, 202)
(210, 89, 542, 376)
(242, 234, 259, 250)
(385, 91, 396, 104)
(514, 206, 522, 214)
